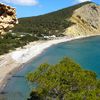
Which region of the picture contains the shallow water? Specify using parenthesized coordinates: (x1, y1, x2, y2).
(2, 36, 100, 100)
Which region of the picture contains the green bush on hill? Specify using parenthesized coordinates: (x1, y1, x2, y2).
(0, 33, 39, 55)
(27, 57, 100, 100)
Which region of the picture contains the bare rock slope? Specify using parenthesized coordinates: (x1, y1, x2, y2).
(64, 2, 100, 36)
(0, 3, 18, 35)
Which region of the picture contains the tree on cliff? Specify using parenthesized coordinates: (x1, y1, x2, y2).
(27, 57, 100, 100)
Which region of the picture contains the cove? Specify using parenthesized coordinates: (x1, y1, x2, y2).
(1, 36, 100, 100)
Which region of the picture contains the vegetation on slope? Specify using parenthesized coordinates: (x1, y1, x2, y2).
(13, 1, 92, 36)
(27, 57, 100, 100)
(0, 1, 94, 55)
(0, 33, 38, 55)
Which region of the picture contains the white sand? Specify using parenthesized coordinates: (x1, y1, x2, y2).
(0, 35, 99, 92)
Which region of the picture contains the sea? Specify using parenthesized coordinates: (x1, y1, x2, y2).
(1, 36, 100, 100)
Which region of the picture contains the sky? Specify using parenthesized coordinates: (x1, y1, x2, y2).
(0, 0, 100, 18)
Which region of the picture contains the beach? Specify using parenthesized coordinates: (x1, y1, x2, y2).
(0, 34, 99, 92)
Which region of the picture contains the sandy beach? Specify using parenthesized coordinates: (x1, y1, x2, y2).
(0, 34, 99, 92)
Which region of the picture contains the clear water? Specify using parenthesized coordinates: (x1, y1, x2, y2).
(1, 36, 100, 100)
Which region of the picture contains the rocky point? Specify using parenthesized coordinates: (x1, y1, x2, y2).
(0, 3, 18, 35)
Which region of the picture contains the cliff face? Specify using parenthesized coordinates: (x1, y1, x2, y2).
(0, 3, 18, 35)
(64, 3, 100, 36)
(10, 2, 100, 37)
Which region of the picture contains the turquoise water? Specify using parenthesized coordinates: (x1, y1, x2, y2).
(1, 36, 100, 100)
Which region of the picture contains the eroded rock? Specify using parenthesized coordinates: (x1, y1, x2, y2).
(0, 3, 18, 35)
(64, 3, 100, 36)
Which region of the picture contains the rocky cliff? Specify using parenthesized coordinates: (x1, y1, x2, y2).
(0, 3, 18, 35)
(11, 2, 100, 37)
(64, 2, 100, 36)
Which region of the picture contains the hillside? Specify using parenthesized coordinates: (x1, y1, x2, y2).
(12, 1, 93, 36)
(0, 1, 100, 55)
(65, 2, 100, 36)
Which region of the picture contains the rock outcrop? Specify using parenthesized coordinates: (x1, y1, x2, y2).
(0, 3, 18, 35)
(64, 2, 100, 37)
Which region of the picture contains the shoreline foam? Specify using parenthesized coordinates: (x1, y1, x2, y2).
(0, 34, 100, 92)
